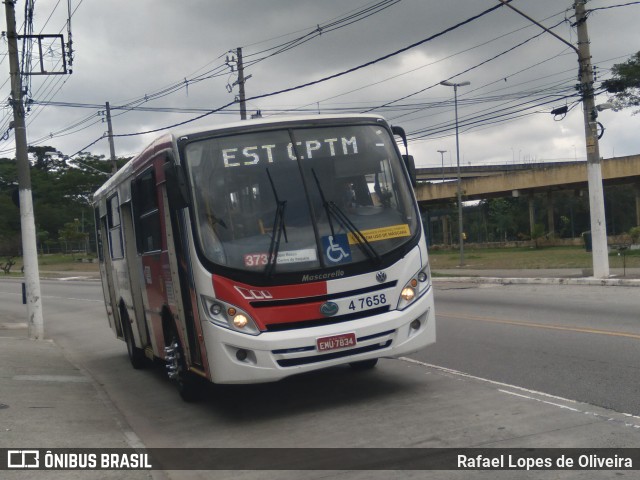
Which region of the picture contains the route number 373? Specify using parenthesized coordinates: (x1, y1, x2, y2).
(348, 294, 387, 311)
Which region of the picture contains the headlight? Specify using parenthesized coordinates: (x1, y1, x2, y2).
(201, 296, 260, 335)
(397, 263, 431, 310)
(233, 314, 249, 329)
(401, 287, 416, 302)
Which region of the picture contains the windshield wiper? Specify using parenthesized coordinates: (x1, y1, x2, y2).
(311, 169, 380, 265)
(207, 212, 227, 229)
(264, 168, 288, 277)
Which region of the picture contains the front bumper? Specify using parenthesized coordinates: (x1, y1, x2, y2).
(202, 289, 435, 384)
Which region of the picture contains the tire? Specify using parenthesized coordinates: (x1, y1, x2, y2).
(121, 308, 146, 370)
(349, 358, 379, 370)
(166, 330, 202, 402)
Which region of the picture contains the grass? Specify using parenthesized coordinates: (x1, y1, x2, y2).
(428, 245, 640, 270)
(2, 247, 640, 277)
(1, 253, 99, 277)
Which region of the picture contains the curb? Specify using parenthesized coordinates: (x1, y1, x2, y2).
(433, 276, 640, 287)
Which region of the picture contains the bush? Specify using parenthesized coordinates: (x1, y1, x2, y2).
(630, 226, 640, 244)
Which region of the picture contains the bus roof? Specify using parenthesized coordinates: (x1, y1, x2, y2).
(171, 113, 387, 138)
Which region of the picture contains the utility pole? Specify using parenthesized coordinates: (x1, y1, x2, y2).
(105, 101, 117, 174)
(575, 0, 609, 278)
(4, 0, 44, 340)
(236, 47, 247, 120)
(497, 0, 609, 278)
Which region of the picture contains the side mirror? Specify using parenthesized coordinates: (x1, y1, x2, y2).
(391, 125, 409, 155)
(392, 125, 417, 188)
(403, 155, 417, 188)
(163, 161, 190, 209)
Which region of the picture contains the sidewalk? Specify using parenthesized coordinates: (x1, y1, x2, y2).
(0, 332, 153, 479)
(433, 267, 640, 286)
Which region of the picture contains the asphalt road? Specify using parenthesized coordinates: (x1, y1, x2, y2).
(2, 278, 640, 479)
(413, 282, 640, 415)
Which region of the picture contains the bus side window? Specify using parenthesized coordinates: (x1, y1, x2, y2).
(132, 169, 162, 254)
(107, 194, 124, 259)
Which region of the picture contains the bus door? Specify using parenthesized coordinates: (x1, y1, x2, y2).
(131, 166, 167, 356)
(120, 198, 152, 351)
(162, 156, 205, 372)
(96, 206, 118, 333)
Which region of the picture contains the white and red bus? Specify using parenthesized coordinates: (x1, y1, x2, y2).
(93, 114, 435, 400)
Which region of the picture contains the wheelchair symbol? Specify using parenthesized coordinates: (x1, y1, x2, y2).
(326, 235, 350, 263)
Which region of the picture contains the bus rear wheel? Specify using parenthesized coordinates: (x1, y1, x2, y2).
(120, 307, 145, 370)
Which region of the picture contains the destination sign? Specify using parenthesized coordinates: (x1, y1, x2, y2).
(221, 136, 361, 168)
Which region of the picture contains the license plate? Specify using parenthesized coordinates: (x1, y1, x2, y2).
(316, 332, 357, 352)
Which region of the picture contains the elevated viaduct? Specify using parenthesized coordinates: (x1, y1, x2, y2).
(414, 154, 640, 239)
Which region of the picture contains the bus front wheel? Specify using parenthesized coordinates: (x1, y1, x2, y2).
(164, 330, 201, 402)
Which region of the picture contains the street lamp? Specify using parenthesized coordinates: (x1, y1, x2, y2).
(440, 80, 470, 267)
(437, 150, 447, 182)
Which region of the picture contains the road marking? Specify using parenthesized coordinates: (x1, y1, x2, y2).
(0, 323, 28, 329)
(13, 374, 90, 383)
(498, 389, 581, 412)
(400, 358, 640, 429)
(400, 357, 577, 403)
(0, 290, 102, 303)
(438, 312, 640, 340)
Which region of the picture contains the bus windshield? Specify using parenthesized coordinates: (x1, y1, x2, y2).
(183, 123, 418, 275)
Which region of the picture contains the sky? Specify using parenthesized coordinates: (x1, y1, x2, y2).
(1, 0, 639, 170)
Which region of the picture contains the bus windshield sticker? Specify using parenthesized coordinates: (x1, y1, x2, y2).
(321, 234, 352, 265)
(243, 249, 318, 268)
(346, 224, 411, 245)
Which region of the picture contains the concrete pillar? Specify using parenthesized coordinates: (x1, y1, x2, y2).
(528, 193, 535, 236)
(635, 183, 640, 227)
(547, 191, 555, 238)
(442, 216, 450, 245)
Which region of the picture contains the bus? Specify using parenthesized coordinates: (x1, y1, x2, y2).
(93, 114, 435, 400)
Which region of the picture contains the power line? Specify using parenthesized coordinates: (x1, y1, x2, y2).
(79, 1, 511, 142)
(407, 93, 582, 142)
(587, 1, 640, 14)
(281, 6, 572, 115)
(362, 16, 568, 115)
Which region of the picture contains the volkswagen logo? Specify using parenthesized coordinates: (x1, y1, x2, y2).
(320, 301, 339, 317)
(376, 271, 387, 283)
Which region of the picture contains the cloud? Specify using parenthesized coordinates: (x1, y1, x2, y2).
(0, 0, 637, 166)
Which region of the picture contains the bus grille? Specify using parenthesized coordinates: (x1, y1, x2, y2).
(275, 340, 392, 368)
(264, 306, 390, 332)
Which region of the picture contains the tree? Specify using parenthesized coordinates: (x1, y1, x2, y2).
(602, 51, 640, 114)
(58, 219, 89, 254)
(0, 158, 21, 255)
(27, 145, 64, 171)
(487, 198, 518, 242)
(0, 148, 122, 255)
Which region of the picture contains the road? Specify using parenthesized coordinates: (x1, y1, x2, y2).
(2, 278, 640, 479)
(411, 282, 640, 415)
